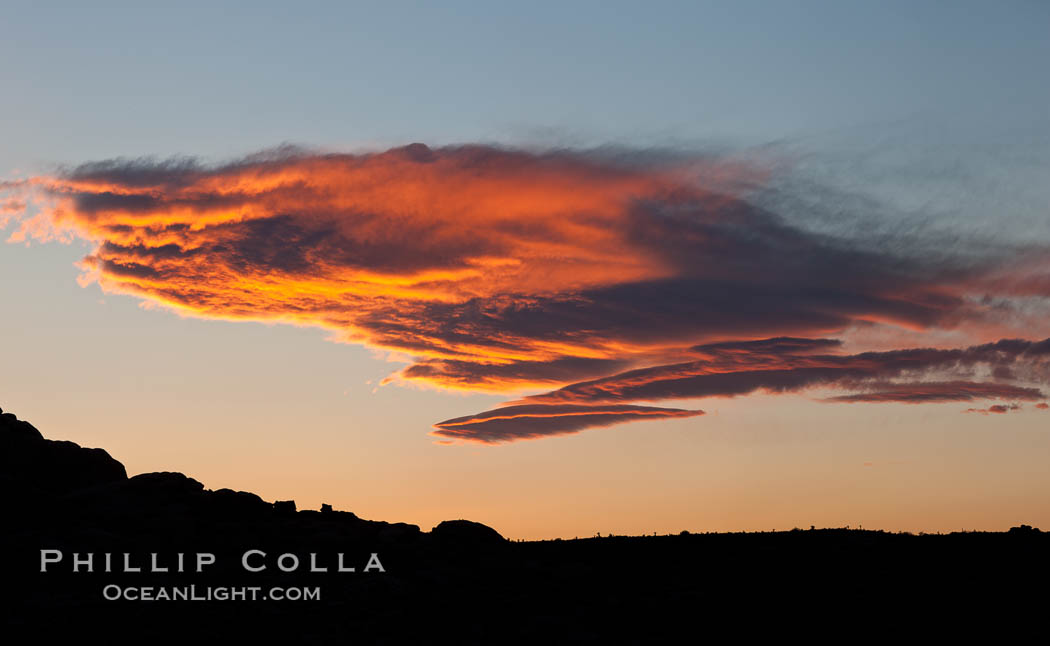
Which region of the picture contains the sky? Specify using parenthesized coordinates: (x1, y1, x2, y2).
(2, 1, 1049, 539)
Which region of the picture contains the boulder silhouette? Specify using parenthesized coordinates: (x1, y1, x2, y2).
(128, 471, 206, 494)
(0, 407, 127, 495)
(208, 487, 271, 518)
(273, 499, 297, 514)
(1009, 524, 1042, 534)
(430, 519, 505, 544)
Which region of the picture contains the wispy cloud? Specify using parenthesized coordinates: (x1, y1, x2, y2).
(964, 404, 1022, 415)
(824, 381, 1043, 403)
(522, 337, 1050, 405)
(442, 336, 1050, 442)
(432, 403, 703, 443)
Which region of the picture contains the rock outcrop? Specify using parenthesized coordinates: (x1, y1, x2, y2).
(0, 407, 127, 495)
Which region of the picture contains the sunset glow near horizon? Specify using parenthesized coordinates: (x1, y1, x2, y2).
(3, 1, 1050, 539)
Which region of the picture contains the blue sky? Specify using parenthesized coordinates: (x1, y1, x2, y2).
(3, 0, 1048, 167)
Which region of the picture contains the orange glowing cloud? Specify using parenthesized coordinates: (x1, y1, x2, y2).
(4, 145, 777, 390)
(3, 144, 1050, 443)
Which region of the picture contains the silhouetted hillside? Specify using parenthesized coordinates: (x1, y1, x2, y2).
(2, 406, 1046, 642)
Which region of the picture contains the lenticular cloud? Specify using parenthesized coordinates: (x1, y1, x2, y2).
(4, 143, 1050, 443)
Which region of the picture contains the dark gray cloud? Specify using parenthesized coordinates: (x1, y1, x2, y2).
(432, 404, 704, 444)
(964, 404, 1022, 415)
(825, 381, 1045, 404)
(525, 337, 1050, 405)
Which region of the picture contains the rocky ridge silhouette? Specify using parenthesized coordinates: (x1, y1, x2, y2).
(2, 406, 1046, 642)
